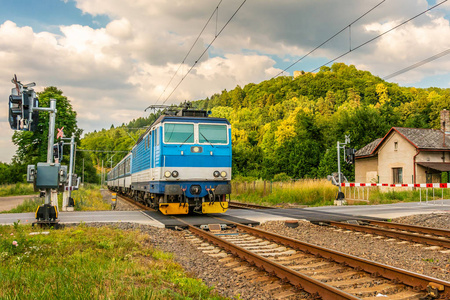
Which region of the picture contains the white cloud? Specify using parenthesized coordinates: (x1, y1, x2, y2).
(0, 0, 449, 163)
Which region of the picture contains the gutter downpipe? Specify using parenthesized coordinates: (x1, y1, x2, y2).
(413, 149, 420, 186)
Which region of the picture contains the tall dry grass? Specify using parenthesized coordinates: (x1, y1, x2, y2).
(232, 179, 338, 206)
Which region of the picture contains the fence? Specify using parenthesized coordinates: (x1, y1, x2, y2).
(341, 182, 449, 205)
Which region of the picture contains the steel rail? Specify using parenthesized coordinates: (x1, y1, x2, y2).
(227, 221, 450, 298)
(362, 219, 450, 238)
(228, 201, 274, 209)
(188, 225, 360, 300)
(329, 221, 450, 249)
(116, 193, 156, 211)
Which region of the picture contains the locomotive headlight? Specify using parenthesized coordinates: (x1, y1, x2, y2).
(221, 171, 227, 178)
(172, 170, 179, 178)
(164, 171, 171, 178)
(213, 171, 220, 178)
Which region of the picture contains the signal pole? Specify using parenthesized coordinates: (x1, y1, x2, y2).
(336, 135, 350, 201)
(32, 98, 57, 209)
(9, 76, 69, 226)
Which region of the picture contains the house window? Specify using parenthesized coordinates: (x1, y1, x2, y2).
(426, 173, 432, 184)
(393, 168, 403, 184)
(394, 141, 398, 151)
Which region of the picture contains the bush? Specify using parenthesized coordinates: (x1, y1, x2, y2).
(273, 173, 291, 182)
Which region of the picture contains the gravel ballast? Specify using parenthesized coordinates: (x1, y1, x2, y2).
(258, 213, 450, 283)
(81, 212, 449, 299)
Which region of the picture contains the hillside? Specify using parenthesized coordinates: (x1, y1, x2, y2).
(80, 63, 450, 180)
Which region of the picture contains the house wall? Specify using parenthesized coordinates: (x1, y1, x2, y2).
(377, 131, 416, 184)
(354, 156, 378, 183)
(355, 131, 450, 184)
(415, 151, 449, 183)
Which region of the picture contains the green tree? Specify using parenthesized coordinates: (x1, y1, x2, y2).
(12, 87, 80, 165)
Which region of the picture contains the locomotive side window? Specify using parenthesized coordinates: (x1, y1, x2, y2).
(156, 128, 159, 146)
(199, 124, 227, 144)
(164, 123, 194, 144)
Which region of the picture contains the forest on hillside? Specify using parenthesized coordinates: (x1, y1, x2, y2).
(79, 63, 450, 181)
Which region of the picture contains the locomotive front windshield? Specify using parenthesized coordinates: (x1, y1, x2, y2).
(163, 122, 228, 144)
(164, 123, 194, 143)
(199, 124, 227, 144)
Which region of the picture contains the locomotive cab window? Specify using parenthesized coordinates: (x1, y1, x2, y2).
(199, 124, 227, 144)
(164, 123, 194, 144)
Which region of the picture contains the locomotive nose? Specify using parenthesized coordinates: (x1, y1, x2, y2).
(189, 185, 202, 195)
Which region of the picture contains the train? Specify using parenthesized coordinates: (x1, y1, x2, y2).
(107, 104, 231, 215)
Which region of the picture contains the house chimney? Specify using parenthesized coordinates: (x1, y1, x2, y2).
(441, 109, 450, 147)
(441, 109, 450, 134)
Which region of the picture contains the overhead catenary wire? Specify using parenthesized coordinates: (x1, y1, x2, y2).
(161, 0, 247, 105)
(76, 150, 129, 153)
(154, 0, 223, 106)
(309, 0, 448, 74)
(271, 0, 386, 79)
(383, 48, 450, 80)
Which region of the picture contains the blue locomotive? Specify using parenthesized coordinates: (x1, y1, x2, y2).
(107, 105, 231, 214)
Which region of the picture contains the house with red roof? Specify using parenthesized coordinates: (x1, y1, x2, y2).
(355, 110, 450, 185)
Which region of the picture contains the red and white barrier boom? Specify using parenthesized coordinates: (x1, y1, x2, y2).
(341, 183, 450, 188)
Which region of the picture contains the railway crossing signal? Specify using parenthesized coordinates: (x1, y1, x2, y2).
(345, 147, 356, 164)
(8, 75, 39, 131)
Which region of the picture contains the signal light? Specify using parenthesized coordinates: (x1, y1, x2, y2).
(8, 94, 22, 130)
(345, 148, 356, 164)
(8, 75, 39, 131)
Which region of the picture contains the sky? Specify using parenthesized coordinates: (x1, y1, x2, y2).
(0, 0, 449, 163)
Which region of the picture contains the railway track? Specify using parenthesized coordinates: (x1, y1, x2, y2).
(228, 201, 274, 209)
(115, 193, 156, 211)
(325, 220, 450, 249)
(187, 220, 450, 300)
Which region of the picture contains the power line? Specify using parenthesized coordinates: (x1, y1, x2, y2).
(161, 0, 247, 105)
(272, 0, 386, 79)
(76, 150, 129, 153)
(383, 48, 450, 80)
(309, 0, 448, 73)
(154, 0, 223, 106)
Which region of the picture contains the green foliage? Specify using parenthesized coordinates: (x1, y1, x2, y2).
(78, 62, 450, 181)
(80, 113, 160, 169)
(71, 184, 111, 211)
(367, 187, 450, 204)
(201, 63, 450, 179)
(12, 87, 80, 166)
(0, 225, 224, 299)
(0, 162, 27, 184)
(273, 173, 291, 182)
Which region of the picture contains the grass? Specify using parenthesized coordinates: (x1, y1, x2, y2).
(71, 184, 111, 211)
(0, 223, 224, 299)
(0, 197, 44, 214)
(347, 187, 450, 205)
(0, 183, 37, 197)
(232, 179, 337, 207)
(0, 184, 110, 213)
(232, 179, 450, 207)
